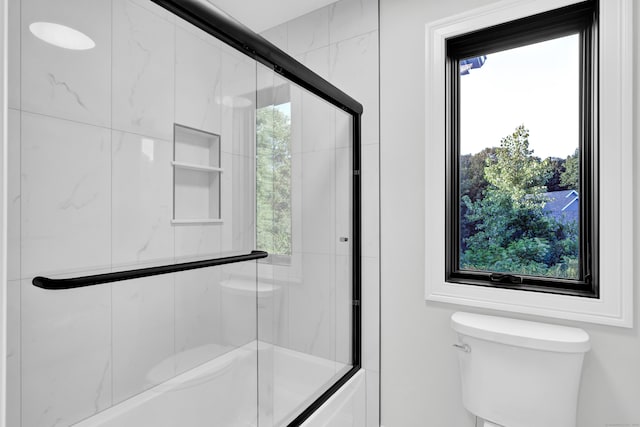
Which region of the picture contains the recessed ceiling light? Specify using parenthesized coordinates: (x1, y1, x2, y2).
(29, 22, 95, 50)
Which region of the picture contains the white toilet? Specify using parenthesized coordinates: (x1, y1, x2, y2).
(451, 311, 590, 427)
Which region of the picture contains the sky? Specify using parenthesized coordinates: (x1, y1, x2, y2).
(459, 34, 579, 160)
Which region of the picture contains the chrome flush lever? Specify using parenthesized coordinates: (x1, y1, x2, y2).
(453, 343, 471, 353)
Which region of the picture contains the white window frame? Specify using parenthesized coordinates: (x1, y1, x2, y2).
(424, 0, 634, 327)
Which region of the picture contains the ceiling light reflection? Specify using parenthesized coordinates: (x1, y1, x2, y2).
(29, 22, 96, 50)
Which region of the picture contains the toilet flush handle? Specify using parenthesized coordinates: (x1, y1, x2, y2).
(452, 343, 471, 353)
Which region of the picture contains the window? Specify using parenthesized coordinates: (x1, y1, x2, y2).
(444, 1, 598, 297)
(256, 101, 292, 262)
(425, 0, 632, 327)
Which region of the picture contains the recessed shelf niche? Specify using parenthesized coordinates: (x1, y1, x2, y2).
(172, 124, 223, 224)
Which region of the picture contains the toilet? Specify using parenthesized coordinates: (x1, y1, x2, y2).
(451, 311, 590, 427)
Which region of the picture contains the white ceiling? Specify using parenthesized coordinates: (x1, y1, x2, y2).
(208, 0, 338, 33)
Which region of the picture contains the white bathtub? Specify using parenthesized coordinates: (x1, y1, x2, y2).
(74, 342, 356, 427)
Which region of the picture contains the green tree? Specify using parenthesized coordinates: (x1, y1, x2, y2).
(546, 157, 568, 192)
(483, 125, 552, 204)
(460, 125, 578, 279)
(256, 104, 292, 256)
(560, 148, 579, 190)
(460, 147, 496, 202)
(460, 147, 496, 251)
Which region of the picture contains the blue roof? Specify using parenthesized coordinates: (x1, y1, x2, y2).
(543, 190, 578, 224)
(460, 56, 487, 75)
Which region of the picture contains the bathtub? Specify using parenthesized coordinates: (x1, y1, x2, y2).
(74, 342, 355, 427)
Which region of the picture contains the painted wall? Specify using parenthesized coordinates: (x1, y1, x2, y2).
(380, 0, 640, 426)
(261, 0, 380, 424)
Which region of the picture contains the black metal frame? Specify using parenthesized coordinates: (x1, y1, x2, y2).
(445, 0, 599, 297)
(150, 1, 363, 426)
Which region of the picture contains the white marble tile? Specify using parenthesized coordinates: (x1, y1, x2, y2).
(289, 253, 335, 360)
(175, 26, 222, 135)
(112, 131, 174, 267)
(336, 147, 353, 257)
(174, 223, 222, 260)
(362, 256, 380, 372)
(262, 263, 291, 348)
(291, 153, 303, 255)
(220, 153, 255, 253)
(174, 14, 221, 45)
(174, 267, 227, 373)
(129, 0, 175, 23)
(336, 107, 353, 149)
(260, 23, 288, 51)
(21, 113, 111, 278)
(295, 46, 330, 80)
(287, 7, 330, 56)
(21, 0, 111, 127)
(302, 150, 336, 255)
(335, 255, 353, 366)
(220, 46, 256, 157)
(112, 274, 175, 403)
(362, 144, 380, 258)
(8, 0, 20, 109)
(329, 0, 379, 44)
(300, 88, 337, 155)
(365, 369, 380, 427)
(21, 278, 112, 427)
(7, 109, 20, 281)
(290, 86, 303, 155)
(329, 31, 379, 146)
(6, 280, 21, 427)
(112, 0, 174, 140)
(257, 263, 275, 344)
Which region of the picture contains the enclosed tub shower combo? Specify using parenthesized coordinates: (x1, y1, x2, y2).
(6, 0, 362, 426)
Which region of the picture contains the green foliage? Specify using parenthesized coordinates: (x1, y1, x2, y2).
(546, 157, 568, 192)
(460, 125, 579, 280)
(460, 147, 496, 202)
(483, 125, 552, 203)
(560, 148, 579, 190)
(256, 104, 292, 256)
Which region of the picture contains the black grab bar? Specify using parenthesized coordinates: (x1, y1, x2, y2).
(32, 250, 269, 290)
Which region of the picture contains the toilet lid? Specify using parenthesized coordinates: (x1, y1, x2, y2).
(451, 311, 591, 353)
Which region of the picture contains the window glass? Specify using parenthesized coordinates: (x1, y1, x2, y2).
(256, 102, 292, 258)
(457, 35, 581, 280)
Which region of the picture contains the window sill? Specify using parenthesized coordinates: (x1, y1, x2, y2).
(424, 0, 634, 328)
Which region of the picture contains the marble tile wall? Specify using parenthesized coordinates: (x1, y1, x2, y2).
(7, 1, 258, 426)
(261, 0, 380, 424)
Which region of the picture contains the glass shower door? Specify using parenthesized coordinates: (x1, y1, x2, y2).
(256, 65, 355, 427)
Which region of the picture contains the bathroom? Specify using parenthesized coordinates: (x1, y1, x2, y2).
(0, 0, 638, 426)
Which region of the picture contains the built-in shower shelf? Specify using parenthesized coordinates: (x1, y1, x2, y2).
(172, 161, 224, 173)
(173, 124, 222, 223)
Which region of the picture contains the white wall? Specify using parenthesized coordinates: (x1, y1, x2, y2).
(261, 0, 380, 424)
(0, 0, 7, 425)
(380, 0, 640, 426)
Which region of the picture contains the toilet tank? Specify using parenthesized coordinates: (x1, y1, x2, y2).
(451, 312, 590, 427)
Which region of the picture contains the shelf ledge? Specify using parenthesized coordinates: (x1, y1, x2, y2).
(172, 161, 223, 173)
(171, 218, 224, 225)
